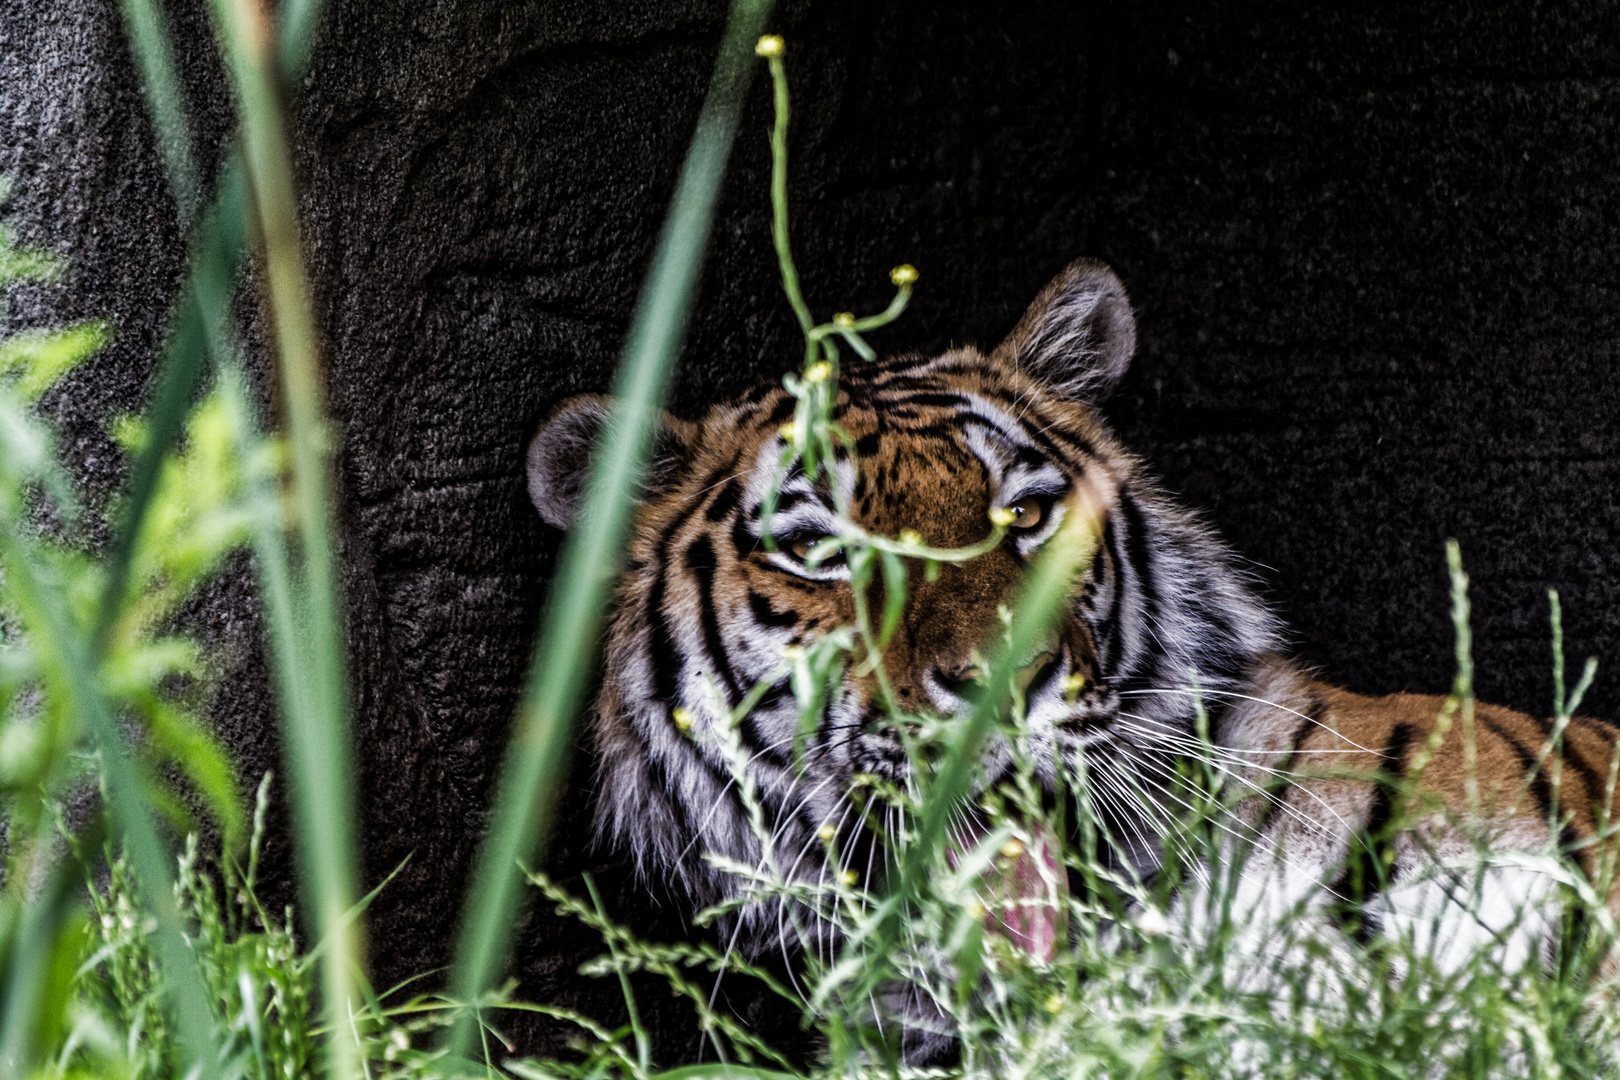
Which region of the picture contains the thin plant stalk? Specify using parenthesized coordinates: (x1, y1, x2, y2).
(1446, 541, 1481, 819)
(211, 1, 361, 1077)
(443, 0, 774, 1058)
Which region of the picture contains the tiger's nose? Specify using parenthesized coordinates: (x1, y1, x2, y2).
(939, 652, 1059, 702)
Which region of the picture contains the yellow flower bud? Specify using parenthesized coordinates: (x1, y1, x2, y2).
(833, 311, 855, 326)
(988, 506, 1016, 527)
(1044, 992, 1065, 1014)
(755, 35, 784, 58)
(672, 707, 694, 732)
(889, 263, 919, 286)
(817, 822, 837, 842)
(965, 900, 986, 920)
(805, 360, 832, 383)
(999, 838, 1025, 859)
(839, 869, 859, 886)
(899, 528, 923, 546)
(778, 422, 795, 441)
(1063, 672, 1086, 698)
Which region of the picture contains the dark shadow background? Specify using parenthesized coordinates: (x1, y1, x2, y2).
(2, 0, 1617, 1061)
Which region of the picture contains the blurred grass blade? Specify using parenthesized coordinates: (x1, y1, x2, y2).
(82, 0, 313, 1069)
(118, 0, 200, 224)
(93, 157, 248, 648)
(0, 844, 85, 1071)
(278, 0, 324, 80)
(0, 532, 223, 1078)
(443, 0, 775, 1057)
(210, 3, 361, 1080)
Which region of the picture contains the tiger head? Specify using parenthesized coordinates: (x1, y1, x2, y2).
(526, 259, 1279, 943)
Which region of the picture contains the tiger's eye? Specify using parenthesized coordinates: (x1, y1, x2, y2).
(1006, 496, 1045, 531)
(791, 535, 833, 560)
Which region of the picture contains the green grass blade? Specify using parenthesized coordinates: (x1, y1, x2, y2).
(0, 842, 85, 1071)
(93, 157, 248, 649)
(209, 2, 359, 1079)
(117, 0, 201, 224)
(278, 0, 324, 81)
(442, 0, 775, 1057)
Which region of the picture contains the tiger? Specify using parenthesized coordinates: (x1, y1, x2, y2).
(525, 258, 1620, 1049)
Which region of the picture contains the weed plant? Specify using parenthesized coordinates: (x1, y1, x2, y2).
(0, 3, 1614, 1079)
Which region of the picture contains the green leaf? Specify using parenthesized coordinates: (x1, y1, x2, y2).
(0, 321, 108, 401)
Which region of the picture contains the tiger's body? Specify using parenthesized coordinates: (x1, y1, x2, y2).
(526, 259, 1618, 1041)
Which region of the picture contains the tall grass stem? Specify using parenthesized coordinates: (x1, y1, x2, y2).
(211, 1, 362, 1077)
(443, 0, 774, 1058)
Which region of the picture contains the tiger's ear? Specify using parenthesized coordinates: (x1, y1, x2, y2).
(526, 394, 696, 529)
(991, 258, 1137, 401)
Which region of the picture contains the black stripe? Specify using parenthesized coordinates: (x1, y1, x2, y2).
(763, 395, 797, 426)
(1554, 716, 1616, 812)
(1250, 708, 1318, 842)
(704, 479, 742, 522)
(900, 392, 970, 410)
(685, 536, 743, 705)
(740, 712, 791, 768)
(641, 475, 724, 704)
(646, 556, 683, 704)
(748, 590, 799, 628)
(1479, 715, 1590, 876)
(731, 515, 760, 561)
(1330, 722, 1414, 943)
(1114, 488, 1165, 692)
(1097, 518, 1125, 677)
(771, 490, 807, 515)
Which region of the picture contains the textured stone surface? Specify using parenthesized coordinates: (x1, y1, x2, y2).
(2, 0, 1616, 1060)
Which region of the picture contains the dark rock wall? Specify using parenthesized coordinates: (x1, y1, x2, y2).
(2, 0, 1616, 1059)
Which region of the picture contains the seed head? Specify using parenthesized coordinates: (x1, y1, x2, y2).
(889, 263, 919, 286)
(899, 528, 923, 546)
(817, 822, 837, 842)
(805, 360, 832, 383)
(999, 838, 1025, 859)
(833, 311, 855, 327)
(839, 869, 859, 886)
